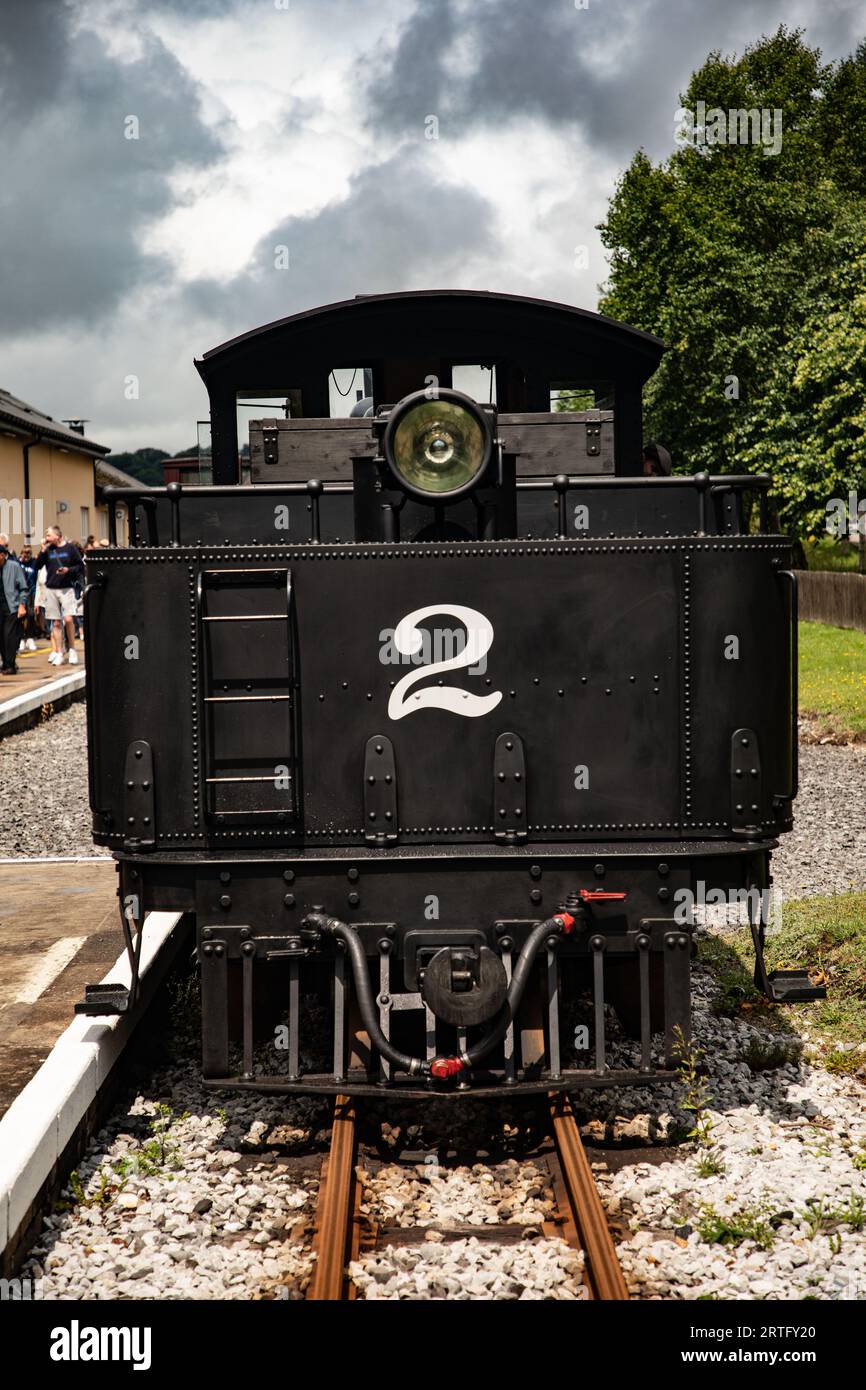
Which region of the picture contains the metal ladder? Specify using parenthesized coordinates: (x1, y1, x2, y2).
(197, 566, 297, 825)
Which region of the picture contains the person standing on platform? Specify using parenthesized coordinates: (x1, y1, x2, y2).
(0, 546, 28, 676)
(17, 544, 39, 652)
(35, 526, 84, 666)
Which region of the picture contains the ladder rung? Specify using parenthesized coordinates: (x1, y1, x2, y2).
(204, 695, 291, 703)
(203, 614, 284, 622)
(206, 775, 293, 784)
(212, 808, 295, 817)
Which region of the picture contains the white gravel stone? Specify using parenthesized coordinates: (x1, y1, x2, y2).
(350, 1236, 584, 1300)
(19, 1057, 326, 1300)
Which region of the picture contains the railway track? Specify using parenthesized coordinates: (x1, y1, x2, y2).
(306, 1092, 628, 1301)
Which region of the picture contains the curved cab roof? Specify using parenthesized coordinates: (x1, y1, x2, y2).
(198, 289, 663, 370)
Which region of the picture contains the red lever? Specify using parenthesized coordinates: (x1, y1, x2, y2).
(578, 889, 628, 902)
(430, 1056, 465, 1079)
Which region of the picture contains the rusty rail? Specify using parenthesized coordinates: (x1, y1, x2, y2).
(307, 1095, 358, 1300)
(548, 1092, 629, 1300)
(306, 1091, 627, 1301)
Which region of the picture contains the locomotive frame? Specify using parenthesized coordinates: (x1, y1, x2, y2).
(79, 290, 821, 1097)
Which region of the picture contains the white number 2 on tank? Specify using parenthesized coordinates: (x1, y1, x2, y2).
(387, 604, 503, 721)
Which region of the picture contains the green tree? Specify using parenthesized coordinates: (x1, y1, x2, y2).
(598, 27, 866, 535)
(109, 448, 169, 485)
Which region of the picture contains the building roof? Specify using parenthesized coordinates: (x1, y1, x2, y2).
(0, 387, 110, 456)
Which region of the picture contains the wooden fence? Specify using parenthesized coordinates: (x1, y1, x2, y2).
(796, 570, 866, 633)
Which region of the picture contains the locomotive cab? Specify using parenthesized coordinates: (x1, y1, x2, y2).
(82, 291, 819, 1097)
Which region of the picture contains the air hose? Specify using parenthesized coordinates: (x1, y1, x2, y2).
(302, 910, 576, 1081)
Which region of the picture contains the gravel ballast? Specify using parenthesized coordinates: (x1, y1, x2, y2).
(575, 965, 866, 1300)
(350, 1236, 585, 1300)
(0, 703, 105, 858)
(350, 1160, 585, 1299)
(19, 1059, 329, 1300)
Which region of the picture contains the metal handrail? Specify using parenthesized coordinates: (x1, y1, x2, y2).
(102, 471, 777, 547)
(775, 569, 799, 803)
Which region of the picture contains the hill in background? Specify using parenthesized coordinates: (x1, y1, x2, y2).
(109, 447, 197, 485)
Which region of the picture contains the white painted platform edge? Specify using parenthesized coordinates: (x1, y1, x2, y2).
(0, 910, 182, 1254)
(0, 670, 86, 730)
(0, 857, 112, 865)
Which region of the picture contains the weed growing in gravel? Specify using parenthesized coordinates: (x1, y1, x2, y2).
(63, 1168, 119, 1210)
(673, 1026, 715, 1149)
(742, 1034, 802, 1071)
(800, 1194, 865, 1239)
(62, 1105, 190, 1211)
(697, 1202, 775, 1250)
(113, 1103, 189, 1178)
(695, 1151, 726, 1178)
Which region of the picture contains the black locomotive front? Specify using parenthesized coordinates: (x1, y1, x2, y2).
(81, 291, 817, 1097)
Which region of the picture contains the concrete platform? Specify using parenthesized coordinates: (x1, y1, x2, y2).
(0, 859, 118, 1120)
(0, 641, 86, 737)
(0, 903, 187, 1266)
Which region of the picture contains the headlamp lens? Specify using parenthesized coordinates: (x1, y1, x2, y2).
(391, 399, 486, 495)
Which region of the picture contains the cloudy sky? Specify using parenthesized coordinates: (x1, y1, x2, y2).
(1, 0, 863, 453)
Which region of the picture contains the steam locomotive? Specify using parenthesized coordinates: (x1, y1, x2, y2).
(80, 290, 820, 1097)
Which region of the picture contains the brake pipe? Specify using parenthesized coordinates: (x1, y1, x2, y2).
(303, 911, 576, 1081)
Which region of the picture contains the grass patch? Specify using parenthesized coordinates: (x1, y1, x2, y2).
(803, 538, 861, 573)
(742, 1034, 803, 1071)
(770, 894, 866, 1048)
(799, 621, 866, 739)
(700, 892, 866, 1062)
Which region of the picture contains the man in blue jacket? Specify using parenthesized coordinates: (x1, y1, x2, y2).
(0, 546, 29, 675)
(35, 526, 84, 666)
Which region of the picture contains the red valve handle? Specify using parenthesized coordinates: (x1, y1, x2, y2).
(577, 889, 628, 902)
(430, 1056, 465, 1079)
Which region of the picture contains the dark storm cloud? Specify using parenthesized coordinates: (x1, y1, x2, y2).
(365, 0, 866, 160)
(0, 4, 224, 331)
(0, 0, 71, 120)
(185, 145, 499, 333)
